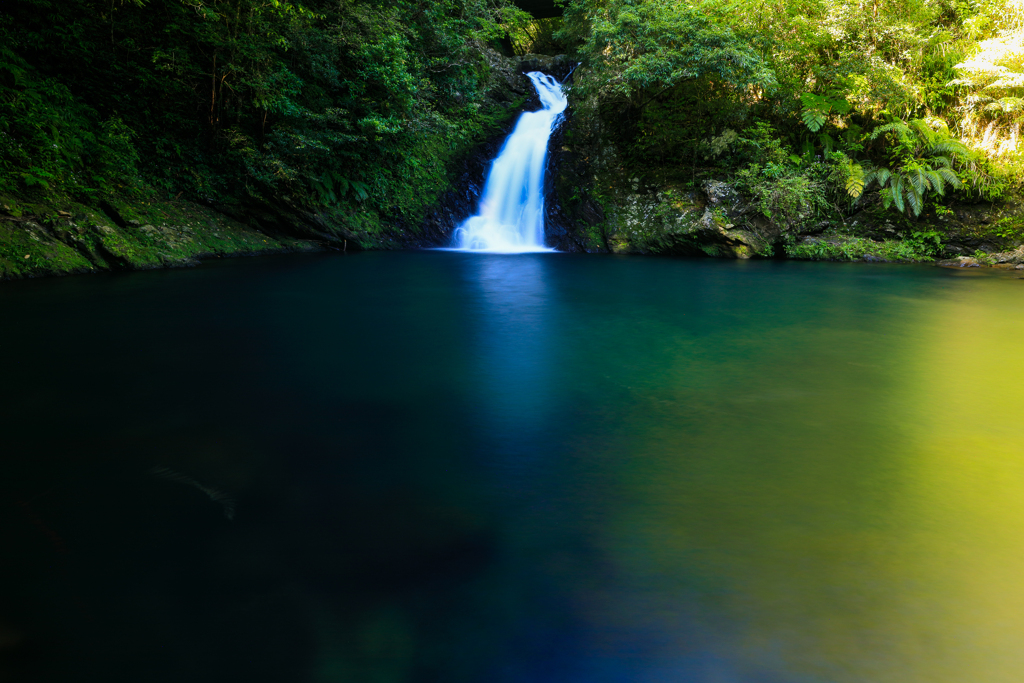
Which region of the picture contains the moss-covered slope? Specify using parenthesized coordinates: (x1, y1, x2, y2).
(0, 194, 321, 281)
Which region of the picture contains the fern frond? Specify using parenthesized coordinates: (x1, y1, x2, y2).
(869, 122, 911, 140)
(801, 108, 826, 132)
(845, 163, 865, 198)
(892, 175, 906, 213)
(864, 167, 891, 189)
(906, 183, 923, 216)
(908, 168, 927, 196)
(927, 140, 970, 158)
(820, 132, 835, 155)
(996, 97, 1024, 113)
(881, 188, 893, 210)
(801, 92, 828, 110)
(924, 117, 951, 134)
(908, 118, 935, 144)
(926, 170, 945, 196)
(936, 166, 962, 189)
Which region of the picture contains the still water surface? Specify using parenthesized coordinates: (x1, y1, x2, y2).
(1, 253, 1023, 683)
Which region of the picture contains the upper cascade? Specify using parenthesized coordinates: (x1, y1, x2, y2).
(451, 72, 567, 253)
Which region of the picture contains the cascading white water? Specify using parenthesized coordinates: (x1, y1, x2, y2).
(451, 72, 567, 253)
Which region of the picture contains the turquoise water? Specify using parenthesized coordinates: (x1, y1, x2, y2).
(2, 253, 1023, 682)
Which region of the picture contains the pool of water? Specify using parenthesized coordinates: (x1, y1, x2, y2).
(2, 252, 1023, 683)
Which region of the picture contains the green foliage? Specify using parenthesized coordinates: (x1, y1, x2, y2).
(991, 215, 1024, 243)
(506, 16, 564, 55)
(947, 10, 1024, 159)
(561, 0, 774, 109)
(849, 117, 996, 215)
(0, 0, 530, 230)
(557, 0, 1022, 243)
(800, 93, 851, 133)
(906, 229, 945, 255)
(842, 157, 866, 198)
(785, 235, 938, 261)
(2, 0, 1020, 253)
(729, 124, 843, 232)
(0, 44, 140, 198)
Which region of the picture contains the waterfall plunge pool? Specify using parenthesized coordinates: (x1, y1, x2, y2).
(2, 252, 1024, 683)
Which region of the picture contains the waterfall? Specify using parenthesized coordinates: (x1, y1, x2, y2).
(451, 72, 567, 253)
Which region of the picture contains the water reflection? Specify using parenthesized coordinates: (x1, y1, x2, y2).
(465, 254, 556, 460)
(1, 256, 1023, 682)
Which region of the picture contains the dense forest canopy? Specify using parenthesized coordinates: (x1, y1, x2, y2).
(552, 0, 1021, 223)
(0, 0, 535, 234)
(1, 0, 1021, 243)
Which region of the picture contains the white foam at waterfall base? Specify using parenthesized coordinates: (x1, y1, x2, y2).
(449, 72, 566, 253)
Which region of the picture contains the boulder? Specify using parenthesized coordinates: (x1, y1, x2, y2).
(936, 256, 982, 267)
(703, 180, 740, 206)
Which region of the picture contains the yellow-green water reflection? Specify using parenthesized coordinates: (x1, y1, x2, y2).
(581, 267, 1024, 682)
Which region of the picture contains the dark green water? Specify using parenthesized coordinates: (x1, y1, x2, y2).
(2, 252, 1023, 683)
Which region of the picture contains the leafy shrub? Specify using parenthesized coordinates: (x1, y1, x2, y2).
(785, 235, 938, 261)
(0, 44, 141, 198)
(731, 124, 839, 231)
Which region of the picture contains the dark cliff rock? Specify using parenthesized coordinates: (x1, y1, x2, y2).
(545, 109, 608, 253)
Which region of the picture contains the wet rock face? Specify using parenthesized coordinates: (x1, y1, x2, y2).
(599, 179, 773, 258)
(696, 179, 776, 255)
(544, 108, 609, 253)
(937, 256, 984, 267)
(516, 54, 577, 80)
(0, 196, 321, 280)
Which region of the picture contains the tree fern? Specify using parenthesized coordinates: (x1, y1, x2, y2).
(869, 121, 911, 142)
(819, 132, 835, 155)
(799, 92, 850, 133)
(908, 118, 936, 143)
(927, 140, 970, 157)
(863, 167, 890, 190)
(907, 166, 927, 197)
